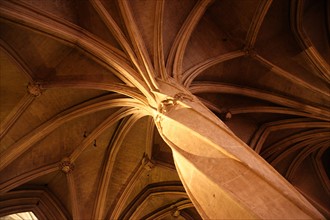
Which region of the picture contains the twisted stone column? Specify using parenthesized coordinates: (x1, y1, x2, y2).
(152, 80, 324, 219)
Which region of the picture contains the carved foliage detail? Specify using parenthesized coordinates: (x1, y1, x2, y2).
(157, 92, 194, 115)
(243, 48, 257, 57)
(59, 158, 74, 174)
(155, 92, 194, 131)
(27, 82, 42, 97)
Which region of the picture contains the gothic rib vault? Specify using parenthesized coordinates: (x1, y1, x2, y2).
(0, 0, 329, 219)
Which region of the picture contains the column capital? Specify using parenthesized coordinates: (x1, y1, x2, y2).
(171, 208, 180, 217)
(141, 154, 154, 171)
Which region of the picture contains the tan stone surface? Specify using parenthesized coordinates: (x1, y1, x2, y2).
(0, 0, 329, 219)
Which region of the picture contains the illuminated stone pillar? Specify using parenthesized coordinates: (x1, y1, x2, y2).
(152, 80, 324, 219)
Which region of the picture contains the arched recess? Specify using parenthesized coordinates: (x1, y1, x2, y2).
(0, 186, 71, 220)
(312, 148, 330, 195)
(290, 0, 330, 82)
(118, 181, 199, 220)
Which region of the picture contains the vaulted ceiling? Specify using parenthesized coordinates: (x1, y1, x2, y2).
(0, 0, 329, 219)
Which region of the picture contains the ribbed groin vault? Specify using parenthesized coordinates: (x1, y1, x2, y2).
(0, 0, 329, 219)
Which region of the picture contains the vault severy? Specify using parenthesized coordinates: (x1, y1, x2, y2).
(0, 0, 329, 219)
